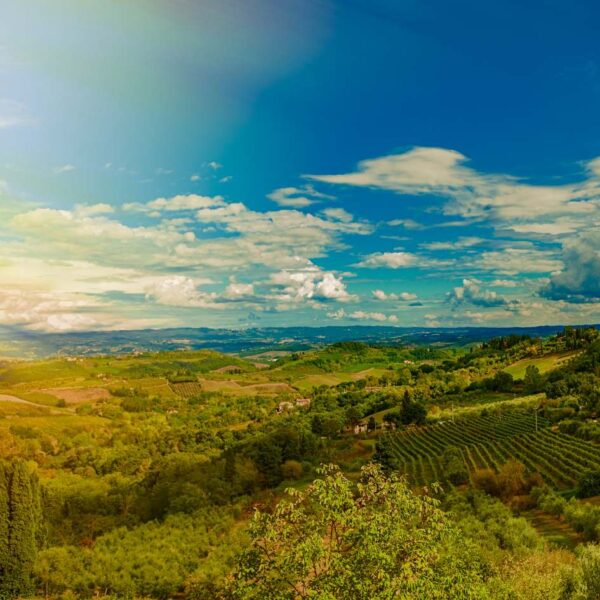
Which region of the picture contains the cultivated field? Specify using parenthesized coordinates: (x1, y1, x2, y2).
(378, 412, 600, 490)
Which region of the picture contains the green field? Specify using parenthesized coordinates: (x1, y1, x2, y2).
(503, 351, 578, 379)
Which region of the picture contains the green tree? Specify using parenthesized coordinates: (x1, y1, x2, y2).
(229, 463, 488, 599)
(0, 460, 43, 598)
(524, 365, 544, 394)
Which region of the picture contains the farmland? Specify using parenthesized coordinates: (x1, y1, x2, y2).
(0, 327, 599, 599)
(503, 351, 578, 379)
(377, 412, 600, 490)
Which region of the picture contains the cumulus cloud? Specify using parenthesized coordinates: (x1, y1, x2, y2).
(222, 281, 256, 301)
(145, 276, 218, 308)
(541, 231, 600, 302)
(0, 289, 99, 331)
(372, 289, 417, 301)
(447, 278, 515, 308)
(270, 267, 356, 303)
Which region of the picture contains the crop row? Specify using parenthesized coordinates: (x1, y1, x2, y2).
(171, 381, 203, 397)
(383, 412, 548, 462)
(394, 431, 600, 489)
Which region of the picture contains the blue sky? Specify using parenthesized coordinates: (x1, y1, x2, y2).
(1, 0, 600, 331)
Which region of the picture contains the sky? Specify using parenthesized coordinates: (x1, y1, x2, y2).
(1, 0, 600, 332)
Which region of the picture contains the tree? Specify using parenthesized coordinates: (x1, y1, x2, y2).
(345, 406, 362, 427)
(497, 459, 526, 499)
(524, 365, 544, 394)
(229, 464, 488, 599)
(443, 447, 468, 486)
(472, 469, 499, 497)
(0, 460, 43, 598)
(367, 416, 376, 432)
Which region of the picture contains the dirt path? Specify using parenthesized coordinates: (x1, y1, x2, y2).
(0, 394, 67, 414)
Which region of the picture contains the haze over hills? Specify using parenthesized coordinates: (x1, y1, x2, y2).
(1, 324, 598, 359)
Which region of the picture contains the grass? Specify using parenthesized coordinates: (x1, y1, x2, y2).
(504, 351, 578, 379)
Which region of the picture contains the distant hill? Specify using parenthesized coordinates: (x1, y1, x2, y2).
(1, 324, 598, 359)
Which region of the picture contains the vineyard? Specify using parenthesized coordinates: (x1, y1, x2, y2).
(377, 412, 600, 490)
(170, 381, 204, 397)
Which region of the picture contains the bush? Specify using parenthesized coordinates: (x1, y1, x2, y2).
(281, 460, 303, 480)
(472, 469, 499, 496)
(577, 470, 600, 499)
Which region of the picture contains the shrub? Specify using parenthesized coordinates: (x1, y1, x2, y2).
(577, 470, 600, 499)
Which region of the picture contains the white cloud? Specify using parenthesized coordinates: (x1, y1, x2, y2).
(207, 161, 222, 170)
(447, 278, 515, 308)
(145, 276, 218, 308)
(54, 164, 75, 174)
(190, 174, 201, 182)
(387, 218, 423, 229)
(372, 289, 417, 301)
(421, 237, 484, 251)
(356, 251, 417, 269)
(356, 251, 450, 269)
(541, 231, 600, 303)
(124, 194, 225, 213)
(320, 208, 353, 222)
(327, 308, 398, 322)
(474, 248, 562, 275)
(74, 203, 114, 216)
(491, 279, 519, 288)
(270, 267, 356, 303)
(223, 281, 256, 300)
(307, 146, 600, 233)
(267, 184, 334, 208)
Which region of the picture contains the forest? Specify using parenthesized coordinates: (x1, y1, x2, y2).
(1, 326, 600, 598)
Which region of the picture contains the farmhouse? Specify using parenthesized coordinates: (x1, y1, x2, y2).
(295, 397, 311, 408)
(277, 401, 294, 413)
(353, 422, 368, 434)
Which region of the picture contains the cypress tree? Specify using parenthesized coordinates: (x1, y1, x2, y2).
(0, 460, 42, 599)
(0, 463, 9, 593)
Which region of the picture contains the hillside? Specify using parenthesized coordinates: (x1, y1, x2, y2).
(2, 327, 600, 598)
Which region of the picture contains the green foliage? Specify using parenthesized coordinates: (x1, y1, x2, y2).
(443, 447, 469, 486)
(230, 464, 489, 599)
(0, 460, 43, 598)
(577, 470, 600, 499)
(35, 508, 242, 599)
